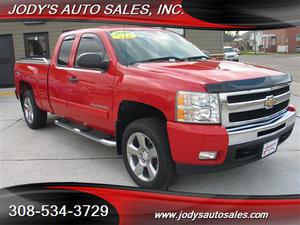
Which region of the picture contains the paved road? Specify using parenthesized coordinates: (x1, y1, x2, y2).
(1, 93, 299, 195)
(240, 54, 300, 96)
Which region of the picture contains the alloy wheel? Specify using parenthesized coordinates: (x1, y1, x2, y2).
(126, 132, 159, 182)
(23, 96, 34, 124)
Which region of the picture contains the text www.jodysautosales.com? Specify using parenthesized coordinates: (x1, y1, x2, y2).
(154, 210, 269, 221)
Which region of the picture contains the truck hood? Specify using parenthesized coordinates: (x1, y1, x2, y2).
(133, 60, 285, 86)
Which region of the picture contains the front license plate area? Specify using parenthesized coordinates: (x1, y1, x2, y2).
(262, 139, 279, 158)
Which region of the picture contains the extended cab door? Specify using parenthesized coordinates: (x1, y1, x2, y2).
(67, 33, 115, 133)
(48, 35, 75, 116)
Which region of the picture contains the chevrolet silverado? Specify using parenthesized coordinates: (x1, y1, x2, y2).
(14, 27, 296, 189)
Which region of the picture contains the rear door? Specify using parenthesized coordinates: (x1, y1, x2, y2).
(48, 35, 75, 116)
(0, 35, 15, 87)
(67, 33, 115, 132)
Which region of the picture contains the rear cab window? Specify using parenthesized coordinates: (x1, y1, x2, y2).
(57, 35, 75, 66)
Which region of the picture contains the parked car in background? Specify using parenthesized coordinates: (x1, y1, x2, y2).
(296, 46, 300, 53)
(223, 46, 239, 61)
(233, 47, 241, 55)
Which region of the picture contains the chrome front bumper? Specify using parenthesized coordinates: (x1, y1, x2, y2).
(227, 110, 296, 146)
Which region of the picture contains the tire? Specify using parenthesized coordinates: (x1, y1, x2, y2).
(22, 90, 47, 129)
(122, 118, 179, 189)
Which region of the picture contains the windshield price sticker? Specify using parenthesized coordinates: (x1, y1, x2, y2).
(111, 30, 137, 39)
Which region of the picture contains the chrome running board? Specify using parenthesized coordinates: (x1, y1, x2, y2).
(54, 119, 116, 147)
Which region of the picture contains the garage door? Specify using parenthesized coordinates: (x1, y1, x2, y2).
(0, 35, 15, 87)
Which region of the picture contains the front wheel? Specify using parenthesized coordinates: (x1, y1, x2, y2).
(22, 90, 47, 129)
(122, 118, 178, 189)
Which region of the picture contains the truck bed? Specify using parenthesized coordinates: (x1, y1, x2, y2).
(16, 58, 50, 64)
(14, 57, 52, 112)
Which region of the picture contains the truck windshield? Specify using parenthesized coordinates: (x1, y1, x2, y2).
(109, 30, 207, 66)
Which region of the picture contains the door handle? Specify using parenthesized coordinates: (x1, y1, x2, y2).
(68, 76, 79, 83)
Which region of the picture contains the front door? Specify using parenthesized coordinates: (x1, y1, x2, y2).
(0, 35, 15, 87)
(67, 33, 114, 132)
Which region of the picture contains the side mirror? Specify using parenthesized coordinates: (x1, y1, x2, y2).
(77, 53, 109, 71)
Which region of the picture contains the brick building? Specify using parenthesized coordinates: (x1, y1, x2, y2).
(263, 27, 300, 53)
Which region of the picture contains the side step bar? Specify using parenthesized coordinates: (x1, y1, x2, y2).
(54, 119, 116, 147)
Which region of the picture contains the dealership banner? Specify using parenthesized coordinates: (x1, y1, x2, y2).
(1, 183, 300, 225)
(0, 0, 299, 29)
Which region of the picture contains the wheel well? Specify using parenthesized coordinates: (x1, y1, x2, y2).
(18, 81, 33, 106)
(116, 101, 167, 154)
(19, 81, 32, 98)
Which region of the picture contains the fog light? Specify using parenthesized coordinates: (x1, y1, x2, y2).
(199, 151, 218, 160)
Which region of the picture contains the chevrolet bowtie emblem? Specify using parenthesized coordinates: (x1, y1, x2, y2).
(264, 96, 277, 109)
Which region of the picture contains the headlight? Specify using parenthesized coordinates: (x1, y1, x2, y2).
(176, 91, 220, 123)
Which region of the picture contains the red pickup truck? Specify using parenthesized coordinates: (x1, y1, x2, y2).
(14, 27, 296, 189)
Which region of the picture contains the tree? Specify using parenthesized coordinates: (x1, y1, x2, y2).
(224, 31, 240, 42)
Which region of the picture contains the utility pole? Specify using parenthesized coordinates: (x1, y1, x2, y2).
(254, 31, 257, 54)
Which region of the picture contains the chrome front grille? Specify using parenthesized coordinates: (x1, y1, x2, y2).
(219, 84, 291, 128)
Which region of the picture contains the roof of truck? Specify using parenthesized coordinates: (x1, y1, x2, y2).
(63, 26, 162, 36)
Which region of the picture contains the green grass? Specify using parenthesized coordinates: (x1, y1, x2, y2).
(240, 51, 266, 55)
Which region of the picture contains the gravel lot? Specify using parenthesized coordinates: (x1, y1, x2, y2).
(1, 54, 299, 195)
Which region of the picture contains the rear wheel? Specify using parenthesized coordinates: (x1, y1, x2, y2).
(22, 90, 47, 129)
(122, 118, 178, 189)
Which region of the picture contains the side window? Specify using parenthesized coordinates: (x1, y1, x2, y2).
(57, 36, 75, 66)
(75, 34, 107, 67)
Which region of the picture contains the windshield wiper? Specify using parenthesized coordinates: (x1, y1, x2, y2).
(130, 56, 186, 65)
(184, 55, 208, 61)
